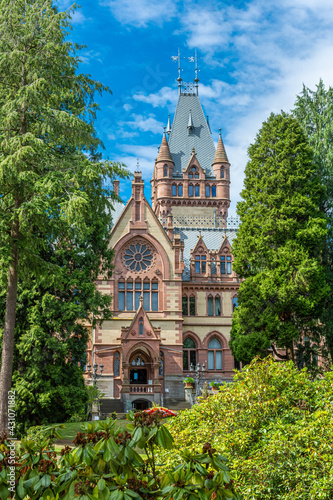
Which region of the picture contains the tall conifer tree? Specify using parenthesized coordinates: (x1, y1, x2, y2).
(293, 81, 333, 363)
(230, 113, 329, 365)
(0, 1, 126, 432)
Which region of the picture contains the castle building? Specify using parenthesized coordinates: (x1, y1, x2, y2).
(87, 76, 240, 411)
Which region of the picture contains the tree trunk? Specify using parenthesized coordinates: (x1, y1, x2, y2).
(0, 198, 20, 434)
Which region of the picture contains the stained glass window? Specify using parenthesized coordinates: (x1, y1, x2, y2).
(124, 244, 153, 272)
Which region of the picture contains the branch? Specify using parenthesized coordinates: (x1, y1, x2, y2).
(271, 344, 289, 360)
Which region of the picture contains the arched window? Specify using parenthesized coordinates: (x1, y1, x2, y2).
(164, 165, 168, 177)
(114, 352, 120, 376)
(178, 184, 183, 196)
(182, 295, 195, 316)
(220, 167, 224, 179)
(205, 185, 210, 197)
(118, 280, 125, 310)
(195, 184, 200, 196)
(139, 318, 143, 335)
(233, 296, 238, 312)
(183, 337, 196, 370)
(172, 184, 177, 196)
(195, 172, 199, 179)
(212, 185, 217, 197)
(207, 295, 221, 316)
(189, 184, 194, 197)
(208, 338, 222, 370)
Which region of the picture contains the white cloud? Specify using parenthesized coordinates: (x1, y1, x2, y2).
(123, 104, 132, 111)
(133, 87, 177, 108)
(99, 0, 177, 27)
(126, 114, 164, 134)
(71, 11, 87, 24)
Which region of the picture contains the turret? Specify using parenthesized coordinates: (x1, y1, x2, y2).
(151, 130, 174, 213)
(212, 129, 230, 211)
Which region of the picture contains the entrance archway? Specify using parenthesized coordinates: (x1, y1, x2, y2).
(129, 350, 151, 386)
(133, 399, 151, 410)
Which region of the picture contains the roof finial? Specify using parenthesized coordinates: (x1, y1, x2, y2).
(219, 128, 222, 138)
(176, 48, 182, 95)
(207, 115, 211, 134)
(163, 126, 166, 136)
(166, 114, 171, 135)
(194, 48, 200, 96)
(139, 295, 143, 305)
(136, 158, 140, 170)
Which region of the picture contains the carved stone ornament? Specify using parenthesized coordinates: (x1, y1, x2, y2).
(147, 330, 152, 337)
(155, 269, 162, 275)
(131, 331, 136, 336)
(121, 239, 156, 274)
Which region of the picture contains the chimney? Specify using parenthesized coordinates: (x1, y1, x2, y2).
(113, 180, 119, 196)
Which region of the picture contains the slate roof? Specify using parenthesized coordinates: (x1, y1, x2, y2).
(174, 227, 238, 281)
(110, 201, 126, 228)
(168, 93, 216, 179)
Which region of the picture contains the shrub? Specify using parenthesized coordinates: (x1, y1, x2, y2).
(160, 357, 333, 500)
(0, 411, 241, 499)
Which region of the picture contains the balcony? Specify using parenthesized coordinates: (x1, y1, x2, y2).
(130, 385, 153, 393)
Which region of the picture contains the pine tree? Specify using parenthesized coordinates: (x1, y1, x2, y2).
(230, 112, 329, 365)
(0, 1, 127, 432)
(293, 80, 333, 363)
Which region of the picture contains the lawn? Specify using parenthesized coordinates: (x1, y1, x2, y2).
(55, 418, 129, 443)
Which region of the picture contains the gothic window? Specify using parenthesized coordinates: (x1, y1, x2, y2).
(212, 185, 217, 197)
(195, 172, 199, 179)
(172, 184, 177, 196)
(207, 295, 221, 316)
(135, 280, 141, 310)
(189, 173, 193, 179)
(189, 184, 194, 197)
(221, 167, 224, 179)
(183, 337, 197, 371)
(205, 185, 210, 197)
(164, 165, 168, 177)
(118, 281, 125, 310)
(195, 184, 200, 196)
(123, 243, 153, 272)
(208, 338, 222, 370)
(195, 255, 206, 273)
(182, 295, 196, 316)
(126, 281, 133, 310)
(114, 352, 120, 376)
(118, 279, 158, 311)
(178, 184, 183, 196)
(139, 318, 143, 335)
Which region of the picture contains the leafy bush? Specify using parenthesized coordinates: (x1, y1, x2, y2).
(160, 357, 333, 500)
(0, 411, 241, 499)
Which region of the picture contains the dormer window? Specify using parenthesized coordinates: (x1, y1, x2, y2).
(164, 165, 168, 177)
(221, 255, 232, 274)
(195, 255, 206, 273)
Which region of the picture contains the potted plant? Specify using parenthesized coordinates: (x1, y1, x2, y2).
(183, 376, 195, 389)
(209, 380, 222, 393)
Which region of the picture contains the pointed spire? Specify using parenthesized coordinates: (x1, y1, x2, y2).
(166, 114, 171, 135)
(187, 109, 194, 130)
(206, 115, 211, 134)
(213, 129, 229, 164)
(156, 129, 173, 163)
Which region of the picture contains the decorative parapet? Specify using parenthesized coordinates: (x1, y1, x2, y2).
(158, 214, 240, 230)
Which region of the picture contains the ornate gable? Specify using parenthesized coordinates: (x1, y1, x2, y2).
(121, 298, 161, 341)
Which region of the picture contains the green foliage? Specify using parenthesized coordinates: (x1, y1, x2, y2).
(293, 80, 333, 364)
(0, 411, 241, 499)
(158, 357, 333, 500)
(230, 112, 329, 365)
(183, 377, 195, 384)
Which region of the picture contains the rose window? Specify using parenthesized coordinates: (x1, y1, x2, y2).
(123, 243, 153, 272)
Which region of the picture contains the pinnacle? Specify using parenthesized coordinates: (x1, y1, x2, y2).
(213, 130, 229, 164)
(156, 133, 173, 163)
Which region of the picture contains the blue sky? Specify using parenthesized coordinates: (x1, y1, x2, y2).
(59, 0, 333, 215)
